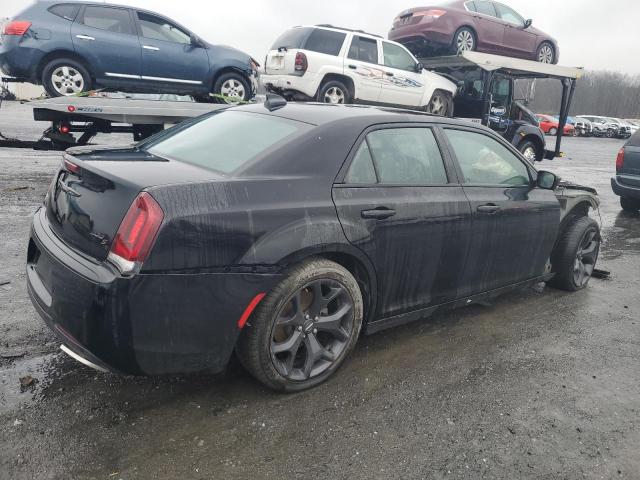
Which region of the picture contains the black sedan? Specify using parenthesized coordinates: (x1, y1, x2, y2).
(27, 98, 601, 391)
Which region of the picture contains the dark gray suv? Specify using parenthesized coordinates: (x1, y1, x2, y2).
(0, 1, 258, 102)
(612, 130, 640, 212)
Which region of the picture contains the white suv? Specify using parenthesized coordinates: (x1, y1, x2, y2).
(261, 25, 457, 115)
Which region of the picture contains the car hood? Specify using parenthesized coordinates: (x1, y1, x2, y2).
(207, 42, 251, 62)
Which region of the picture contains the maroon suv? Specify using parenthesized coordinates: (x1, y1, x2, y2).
(389, 0, 559, 63)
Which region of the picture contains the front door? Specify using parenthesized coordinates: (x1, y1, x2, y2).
(494, 3, 537, 58)
(332, 125, 472, 318)
(442, 127, 560, 295)
(71, 5, 141, 82)
(379, 41, 424, 107)
(345, 35, 383, 103)
(134, 11, 209, 92)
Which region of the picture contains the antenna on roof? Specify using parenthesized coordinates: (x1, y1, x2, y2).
(264, 93, 287, 112)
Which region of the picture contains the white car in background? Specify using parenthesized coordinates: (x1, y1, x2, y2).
(261, 25, 457, 115)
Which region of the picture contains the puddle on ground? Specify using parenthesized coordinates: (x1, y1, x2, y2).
(601, 211, 640, 260)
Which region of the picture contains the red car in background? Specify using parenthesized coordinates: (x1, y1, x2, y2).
(389, 0, 559, 63)
(536, 114, 575, 136)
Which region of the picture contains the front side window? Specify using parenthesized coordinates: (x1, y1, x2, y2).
(495, 3, 525, 26)
(137, 12, 191, 44)
(445, 129, 530, 185)
(304, 29, 346, 56)
(144, 111, 306, 174)
(348, 36, 379, 64)
(361, 128, 448, 185)
(474, 0, 497, 17)
(382, 42, 417, 71)
(81, 6, 133, 35)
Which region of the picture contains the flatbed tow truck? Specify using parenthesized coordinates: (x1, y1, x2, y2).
(421, 50, 583, 161)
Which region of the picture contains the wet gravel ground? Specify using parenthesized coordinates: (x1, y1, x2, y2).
(0, 101, 638, 480)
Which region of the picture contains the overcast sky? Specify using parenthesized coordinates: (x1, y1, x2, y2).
(2, 0, 640, 75)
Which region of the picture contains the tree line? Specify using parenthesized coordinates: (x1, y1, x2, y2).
(523, 71, 640, 119)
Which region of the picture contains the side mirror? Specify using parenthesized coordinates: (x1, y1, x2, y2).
(536, 170, 559, 190)
(415, 62, 424, 73)
(190, 34, 201, 47)
(523, 19, 532, 29)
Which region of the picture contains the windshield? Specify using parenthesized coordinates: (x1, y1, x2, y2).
(144, 111, 308, 174)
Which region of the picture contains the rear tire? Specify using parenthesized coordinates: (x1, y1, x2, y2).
(236, 258, 363, 392)
(548, 216, 600, 292)
(620, 197, 640, 212)
(42, 58, 92, 97)
(452, 27, 476, 54)
(425, 90, 453, 116)
(317, 80, 352, 104)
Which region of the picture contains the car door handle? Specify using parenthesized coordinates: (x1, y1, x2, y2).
(143, 45, 160, 51)
(75, 35, 95, 41)
(477, 204, 501, 214)
(385, 71, 394, 77)
(361, 208, 396, 220)
(348, 64, 358, 69)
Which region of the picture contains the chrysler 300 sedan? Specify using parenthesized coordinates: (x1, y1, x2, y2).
(27, 98, 600, 391)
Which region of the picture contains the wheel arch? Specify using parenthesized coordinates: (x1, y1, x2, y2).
(210, 66, 252, 91)
(37, 50, 95, 84)
(317, 73, 355, 101)
(277, 245, 378, 326)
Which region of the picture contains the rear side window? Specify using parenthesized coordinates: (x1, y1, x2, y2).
(81, 6, 134, 35)
(465, 1, 477, 12)
(475, 0, 497, 16)
(348, 36, 379, 64)
(48, 4, 80, 21)
(445, 129, 530, 185)
(144, 111, 306, 174)
(351, 128, 448, 185)
(137, 12, 191, 44)
(271, 27, 311, 50)
(304, 29, 346, 56)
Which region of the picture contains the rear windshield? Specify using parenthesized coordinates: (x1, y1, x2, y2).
(271, 27, 312, 50)
(144, 111, 307, 174)
(627, 130, 640, 147)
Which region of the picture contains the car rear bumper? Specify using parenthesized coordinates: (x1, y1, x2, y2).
(261, 73, 318, 100)
(611, 175, 640, 200)
(27, 207, 283, 375)
(388, 21, 454, 47)
(0, 37, 43, 82)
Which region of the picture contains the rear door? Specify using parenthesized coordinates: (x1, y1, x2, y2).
(134, 11, 209, 91)
(332, 125, 472, 318)
(442, 127, 560, 294)
(379, 41, 424, 107)
(71, 5, 141, 81)
(470, 0, 505, 52)
(494, 2, 536, 57)
(345, 35, 383, 102)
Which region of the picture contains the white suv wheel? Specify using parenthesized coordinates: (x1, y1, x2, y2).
(323, 86, 345, 104)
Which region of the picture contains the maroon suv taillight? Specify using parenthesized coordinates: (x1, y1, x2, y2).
(294, 52, 308, 75)
(616, 148, 625, 172)
(108, 192, 164, 274)
(3, 21, 32, 36)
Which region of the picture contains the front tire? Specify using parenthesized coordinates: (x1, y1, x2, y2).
(211, 72, 251, 104)
(317, 80, 352, 104)
(536, 42, 556, 64)
(425, 90, 453, 116)
(620, 197, 640, 212)
(549, 217, 600, 292)
(42, 58, 92, 97)
(236, 258, 363, 392)
(548, 127, 558, 136)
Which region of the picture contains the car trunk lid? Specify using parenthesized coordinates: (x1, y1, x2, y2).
(45, 147, 223, 261)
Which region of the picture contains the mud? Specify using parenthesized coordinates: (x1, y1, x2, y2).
(0, 101, 638, 479)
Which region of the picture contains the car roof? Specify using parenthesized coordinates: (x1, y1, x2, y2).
(294, 24, 384, 41)
(231, 102, 492, 130)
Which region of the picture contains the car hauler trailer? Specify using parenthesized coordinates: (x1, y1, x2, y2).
(28, 96, 227, 150)
(421, 50, 584, 161)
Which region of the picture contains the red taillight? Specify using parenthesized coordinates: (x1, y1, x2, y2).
(616, 148, 625, 171)
(294, 52, 308, 74)
(3, 21, 32, 36)
(237, 293, 266, 329)
(59, 124, 71, 134)
(67, 105, 76, 113)
(414, 9, 446, 19)
(63, 158, 80, 174)
(110, 192, 164, 269)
